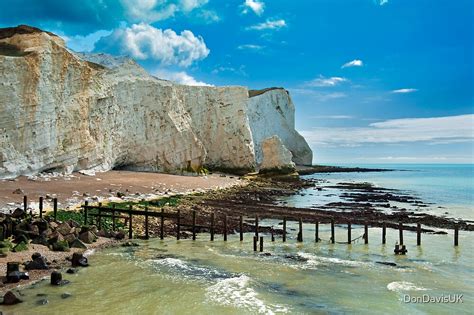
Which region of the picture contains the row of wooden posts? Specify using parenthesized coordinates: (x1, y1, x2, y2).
(17, 196, 461, 247)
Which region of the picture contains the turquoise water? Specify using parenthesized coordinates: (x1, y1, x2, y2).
(288, 164, 474, 220)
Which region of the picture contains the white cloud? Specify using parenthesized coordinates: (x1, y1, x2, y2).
(379, 0, 389, 5)
(305, 76, 348, 87)
(237, 44, 264, 51)
(121, 0, 209, 22)
(391, 88, 418, 94)
(341, 59, 363, 68)
(241, 0, 265, 16)
(154, 69, 213, 86)
(246, 19, 287, 31)
(95, 23, 209, 67)
(300, 114, 474, 147)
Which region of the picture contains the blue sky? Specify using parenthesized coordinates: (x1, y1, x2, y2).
(1, 0, 472, 164)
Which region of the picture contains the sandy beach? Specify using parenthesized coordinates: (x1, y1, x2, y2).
(0, 171, 244, 213)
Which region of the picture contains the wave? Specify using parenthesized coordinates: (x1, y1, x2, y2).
(206, 275, 289, 314)
(295, 252, 370, 269)
(387, 281, 429, 292)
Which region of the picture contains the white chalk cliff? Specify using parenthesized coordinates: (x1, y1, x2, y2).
(0, 25, 312, 179)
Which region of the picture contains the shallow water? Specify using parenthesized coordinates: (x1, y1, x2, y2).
(4, 223, 473, 314)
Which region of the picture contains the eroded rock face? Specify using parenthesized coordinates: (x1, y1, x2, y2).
(0, 26, 312, 178)
(259, 136, 296, 173)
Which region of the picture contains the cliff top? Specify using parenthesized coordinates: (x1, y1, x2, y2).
(0, 25, 59, 40)
(249, 87, 287, 98)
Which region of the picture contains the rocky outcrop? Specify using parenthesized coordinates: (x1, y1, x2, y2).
(259, 136, 295, 173)
(0, 25, 312, 178)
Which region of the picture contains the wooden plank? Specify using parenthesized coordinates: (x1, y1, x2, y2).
(224, 214, 227, 241)
(239, 215, 243, 241)
(160, 209, 164, 240)
(382, 222, 386, 244)
(53, 198, 58, 220)
(210, 212, 215, 241)
(145, 206, 149, 240)
(283, 217, 287, 242)
(331, 219, 335, 244)
(315, 221, 319, 243)
(192, 210, 196, 241)
(297, 218, 303, 242)
(128, 205, 133, 239)
(364, 222, 369, 244)
(399, 222, 404, 245)
(84, 201, 89, 225)
(39, 196, 43, 219)
(347, 222, 351, 244)
(417, 223, 421, 246)
(177, 209, 181, 240)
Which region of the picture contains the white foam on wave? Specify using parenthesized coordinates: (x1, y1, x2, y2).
(296, 252, 369, 269)
(83, 249, 95, 257)
(387, 281, 429, 292)
(205, 275, 288, 314)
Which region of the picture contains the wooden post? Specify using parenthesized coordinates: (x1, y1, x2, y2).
(382, 222, 386, 244)
(128, 205, 133, 239)
(112, 204, 116, 231)
(160, 209, 164, 240)
(223, 214, 227, 241)
(23, 195, 27, 213)
(255, 215, 259, 239)
(417, 223, 421, 246)
(259, 236, 263, 252)
(84, 201, 88, 225)
(53, 198, 58, 220)
(297, 218, 303, 242)
(454, 224, 459, 246)
(399, 222, 404, 245)
(176, 209, 181, 240)
(282, 217, 287, 242)
(97, 202, 102, 230)
(364, 223, 369, 244)
(192, 210, 196, 241)
(331, 219, 335, 244)
(145, 206, 149, 240)
(39, 196, 43, 219)
(315, 221, 319, 242)
(239, 215, 243, 241)
(271, 227, 275, 242)
(253, 236, 257, 251)
(210, 212, 215, 241)
(347, 222, 351, 244)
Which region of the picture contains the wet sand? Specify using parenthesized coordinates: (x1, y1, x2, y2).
(0, 171, 244, 213)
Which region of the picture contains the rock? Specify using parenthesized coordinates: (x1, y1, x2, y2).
(47, 231, 65, 244)
(50, 271, 69, 286)
(36, 298, 49, 305)
(49, 222, 59, 230)
(52, 240, 70, 252)
(31, 235, 49, 246)
(6, 271, 29, 283)
(0, 26, 312, 179)
(61, 292, 72, 299)
(11, 208, 25, 219)
(79, 231, 96, 244)
(2, 291, 23, 305)
(376, 261, 397, 267)
(71, 252, 89, 267)
(12, 188, 24, 194)
(113, 231, 126, 240)
(258, 136, 296, 174)
(66, 268, 77, 274)
(56, 222, 73, 236)
(70, 239, 87, 249)
(121, 241, 139, 247)
(63, 233, 77, 245)
(25, 253, 49, 270)
(67, 220, 81, 228)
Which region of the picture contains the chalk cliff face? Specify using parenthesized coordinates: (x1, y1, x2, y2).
(0, 25, 312, 179)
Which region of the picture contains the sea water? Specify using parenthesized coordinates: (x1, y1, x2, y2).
(4, 164, 474, 314)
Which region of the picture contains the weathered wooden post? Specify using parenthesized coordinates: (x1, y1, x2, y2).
(454, 224, 459, 246)
(23, 195, 27, 213)
(331, 219, 335, 244)
(223, 215, 228, 241)
(192, 210, 196, 241)
(128, 205, 133, 239)
(253, 236, 257, 251)
(315, 221, 319, 242)
(112, 204, 116, 231)
(210, 212, 215, 241)
(255, 215, 259, 239)
(364, 223, 369, 244)
(145, 206, 149, 240)
(39, 196, 43, 219)
(282, 217, 287, 242)
(399, 222, 404, 245)
(160, 209, 164, 240)
(259, 236, 263, 252)
(271, 227, 275, 242)
(417, 223, 421, 246)
(382, 222, 386, 244)
(239, 215, 243, 241)
(84, 200, 89, 225)
(97, 202, 102, 230)
(297, 218, 303, 242)
(176, 209, 181, 240)
(347, 222, 351, 244)
(53, 198, 58, 220)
